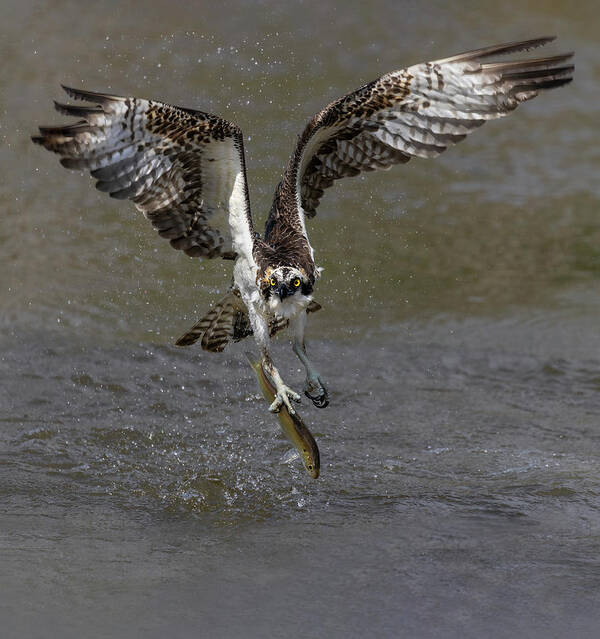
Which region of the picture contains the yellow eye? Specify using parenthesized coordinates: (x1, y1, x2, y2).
(293, 278, 301, 287)
(270, 277, 276, 286)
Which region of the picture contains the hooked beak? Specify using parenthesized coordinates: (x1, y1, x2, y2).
(277, 284, 295, 301)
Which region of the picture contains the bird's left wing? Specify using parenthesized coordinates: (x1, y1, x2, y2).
(33, 86, 254, 261)
(281, 36, 573, 218)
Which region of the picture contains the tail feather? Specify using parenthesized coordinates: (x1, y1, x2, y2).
(175, 292, 241, 351)
(176, 293, 323, 352)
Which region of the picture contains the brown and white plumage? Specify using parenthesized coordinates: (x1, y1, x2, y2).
(175, 290, 321, 352)
(276, 36, 573, 223)
(32, 37, 573, 414)
(33, 86, 253, 260)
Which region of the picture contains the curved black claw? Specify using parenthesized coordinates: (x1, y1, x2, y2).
(304, 387, 329, 409)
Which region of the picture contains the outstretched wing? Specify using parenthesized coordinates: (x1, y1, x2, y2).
(282, 36, 573, 218)
(32, 86, 254, 260)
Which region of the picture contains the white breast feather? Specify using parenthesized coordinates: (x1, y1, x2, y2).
(227, 169, 253, 260)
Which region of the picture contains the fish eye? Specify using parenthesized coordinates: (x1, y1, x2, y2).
(293, 278, 301, 287)
(270, 277, 276, 286)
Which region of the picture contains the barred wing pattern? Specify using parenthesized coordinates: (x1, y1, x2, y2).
(175, 289, 252, 352)
(287, 37, 573, 217)
(33, 86, 253, 260)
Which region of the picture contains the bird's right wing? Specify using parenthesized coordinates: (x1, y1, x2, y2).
(33, 86, 255, 261)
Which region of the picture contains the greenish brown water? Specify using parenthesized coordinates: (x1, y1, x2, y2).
(2, 1, 600, 637)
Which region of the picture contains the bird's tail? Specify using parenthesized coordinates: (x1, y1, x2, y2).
(175, 290, 249, 352)
(175, 291, 322, 353)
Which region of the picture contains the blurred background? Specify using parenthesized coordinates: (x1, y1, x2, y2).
(1, 1, 600, 638)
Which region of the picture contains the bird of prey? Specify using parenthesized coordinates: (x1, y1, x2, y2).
(32, 36, 573, 415)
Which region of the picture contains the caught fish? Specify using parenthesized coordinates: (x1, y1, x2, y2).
(245, 352, 320, 479)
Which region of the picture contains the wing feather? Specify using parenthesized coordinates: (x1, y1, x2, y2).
(280, 36, 573, 218)
(33, 86, 254, 261)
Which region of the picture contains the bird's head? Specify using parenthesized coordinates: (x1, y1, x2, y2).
(260, 266, 313, 317)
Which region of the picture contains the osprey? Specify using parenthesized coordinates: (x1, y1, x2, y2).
(33, 37, 573, 415)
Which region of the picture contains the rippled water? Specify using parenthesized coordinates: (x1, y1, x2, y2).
(2, 1, 600, 637)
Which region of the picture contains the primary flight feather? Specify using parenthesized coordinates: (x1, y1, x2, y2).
(33, 37, 573, 414)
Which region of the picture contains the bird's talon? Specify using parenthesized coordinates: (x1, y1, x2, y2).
(270, 384, 300, 414)
(269, 399, 281, 413)
(315, 393, 329, 409)
(304, 389, 329, 409)
(304, 377, 329, 409)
